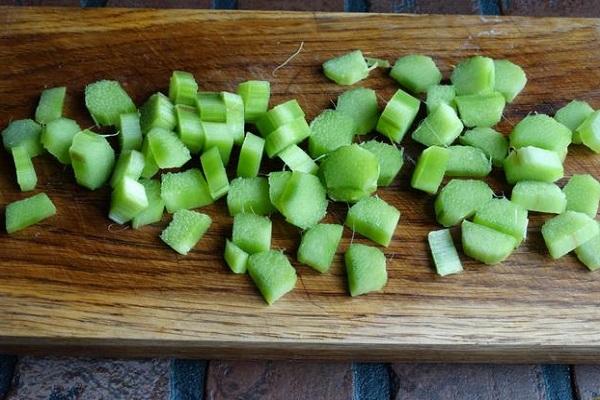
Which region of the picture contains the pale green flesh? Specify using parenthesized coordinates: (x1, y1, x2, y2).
(223, 91, 245, 145)
(345, 196, 400, 247)
(264, 117, 311, 158)
(201, 146, 229, 200)
(12, 145, 37, 191)
(232, 213, 272, 254)
(435, 179, 494, 227)
(35, 86, 66, 124)
(575, 223, 600, 271)
(577, 110, 600, 153)
(118, 112, 143, 152)
(427, 229, 463, 276)
(247, 250, 297, 305)
(237, 132, 265, 178)
(160, 209, 212, 255)
(473, 198, 528, 244)
(147, 128, 191, 169)
(451, 56, 495, 96)
(459, 127, 508, 167)
(140, 92, 176, 134)
(345, 244, 387, 297)
(2, 119, 43, 157)
(455, 92, 505, 128)
(297, 223, 343, 273)
(202, 121, 234, 165)
(445, 145, 492, 177)
(110, 149, 145, 188)
(503, 146, 564, 184)
(336, 87, 379, 134)
(175, 104, 204, 154)
(237, 80, 270, 123)
(360, 140, 403, 187)
(227, 177, 274, 216)
(390, 54, 442, 94)
(85, 80, 136, 126)
(426, 84, 456, 114)
(511, 181, 566, 214)
(555, 100, 593, 143)
(276, 172, 328, 230)
(196, 92, 227, 123)
(376, 89, 420, 143)
(308, 110, 355, 158)
(169, 70, 198, 107)
(493, 59, 527, 102)
(542, 211, 599, 259)
(224, 239, 249, 274)
(5, 193, 56, 234)
(268, 171, 292, 209)
(140, 137, 159, 179)
(278, 144, 318, 175)
(412, 103, 463, 147)
(69, 130, 116, 190)
(160, 169, 213, 213)
(411, 145, 448, 194)
(323, 50, 370, 86)
(563, 174, 600, 218)
(510, 114, 571, 161)
(256, 99, 304, 137)
(109, 177, 149, 225)
(132, 179, 165, 229)
(461, 220, 517, 265)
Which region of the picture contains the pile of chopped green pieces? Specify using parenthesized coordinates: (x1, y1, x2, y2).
(3, 49, 600, 305)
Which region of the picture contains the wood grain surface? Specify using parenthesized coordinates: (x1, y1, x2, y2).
(1, 7, 600, 362)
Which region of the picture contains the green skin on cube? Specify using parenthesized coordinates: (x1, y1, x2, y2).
(265, 117, 311, 158)
(132, 179, 165, 229)
(493, 59, 527, 102)
(197, 92, 227, 123)
(85, 80, 136, 127)
(576, 110, 600, 153)
(389, 54, 442, 94)
(410, 145, 449, 194)
(169, 71, 198, 107)
(161, 169, 213, 213)
(541, 211, 599, 259)
(237, 132, 265, 178)
(227, 177, 274, 216)
(459, 127, 508, 168)
(175, 105, 204, 154)
(223, 91, 245, 145)
(224, 239, 249, 274)
(345, 196, 400, 247)
(147, 127, 191, 169)
(461, 220, 517, 265)
(426, 84, 456, 114)
(12, 145, 37, 192)
(237, 80, 270, 123)
(455, 92, 505, 128)
(247, 250, 297, 305)
(140, 92, 176, 134)
(232, 213, 272, 254)
(5, 193, 56, 234)
(202, 121, 234, 165)
(41, 117, 81, 164)
(445, 145, 492, 178)
(278, 145, 318, 175)
(451, 56, 495, 96)
(69, 130, 116, 190)
(201, 146, 230, 200)
(2, 119, 43, 157)
(109, 177, 149, 225)
(160, 209, 212, 255)
(376, 89, 420, 143)
(427, 229, 463, 276)
(256, 99, 305, 138)
(297, 223, 344, 273)
(323, 50, 371, 86)
(345, 244, 388, 297)
(336, 87, 379, 135)
(268, 171, 292, 208)
(473, 198, 528, 245)
(308, 110, 355, 159)
(435, 179, 494, 227)
(510, 114, 572, 161)
(365, 57, 390, 68)
(35, 86, 66, 124)
(359, 140, 404, 187)
(555, 100, 593, 144)
(276, 172, 328, 230)
(563, 174, 600, 218)
(503, 146, 564, 184)
(575, 223, 600, 271)
(511, 181, 566, 214)
(412, 103, 463, 147)
(118, 112, 143, 152)
(141, 137, 159, 179)
(110, 149, 145, 188)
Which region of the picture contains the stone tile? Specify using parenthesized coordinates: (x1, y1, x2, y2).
(369, 0, 481, 14)
(499, 0, 600, 17)
(106, 0, 211, 8)
(573, 365, 600, 400)
(238, 0, 344, 11)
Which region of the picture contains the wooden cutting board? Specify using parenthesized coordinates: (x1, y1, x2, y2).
(1, 7, 600, 362)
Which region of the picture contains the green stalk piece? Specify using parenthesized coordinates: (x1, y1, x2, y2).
(35, 86, 66, 124)
(435, 179, 494, 227)
(224, 239, 249, 274)
(451, 56, 495, 96)
(575, 223, 600, 271)
(319, 144, 380, 203)
(140, 92, 176, 134)
(297, 223, 344, 273)
(390, 54, 442, 93)
(85, 80, 136, 126)
(345, 196, 400, 247)
(359, 140, 403, 186)
(147, 127, 191, 169)
(473, 198, 528, 245)
(118, 112, 143, 151)
(411, 145, 449, 194)
(247, 250, 297, 305)
(455, 92, 505, 128)
(576, 110, 600, 153)
(278, 144, 318, 175)
(201, 146, 229, 200)
(202, 121, 234, 164)
(308, 110, 355, 158)
(322, 50, 371, 86)
(511, 181, 566, 214)
(493, 59, 527, 102)
(160, 209, 212, 255)
(12, 145, 37, 191)
(109, 177, 149, 225)
(140, 137, 159, 179)
(445, 145, 492, 177)
(563, 174, 600, 217)
(132, 179, 165, 229)
(110, 149, 145, 187)
(196, 92, 227, 122)
(503, 146, 564, 184)
(41, 117, 80, 164)
(555, 100, 593, 144)
(376, 89, 420, 143)
(232, 213, 272, 254)
(168, 70, 198, 107)
(161, 169, 213, 213)
(541, 210, 599, 259)
(2, 119, 43, 157)
(227, 177, 274, 216)
(426, 84, 456, 114)
(5, 193, 56, 234)
(365, 57, 390, 68)
(458, 127, 508, 167)
(336, 87, 378, 135)
(268, 171, 292, 207)
(427, 229, 463, 276)
(237, 80, 270, 123)
(275, 171, 328, 229)
(461, 220, 517, 265)
(175, 104, 204, 153)
(412, 103, 464, 147)
(223, 91, 245, 145)
(69, 130, 115, 190)
(510, 114, 572, 161)
(237, 132, 265, 178)
(345, 243, 387, 297)
(264, 117, 311, 158)
(256, 99, 304, 137)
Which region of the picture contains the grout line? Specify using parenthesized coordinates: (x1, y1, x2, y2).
(213, 0, 237, 9)
(170, 359, 208, 400)
(0, 355, 18, 400)
(478, 0, 501, 15)
(541, 364, 576, 400)
(345, 0, 369, 13)
(352, 362, 391, 400)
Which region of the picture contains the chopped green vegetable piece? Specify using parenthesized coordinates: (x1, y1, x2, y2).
(320, 144, 380, 202)
(376, 89, 420, 143)
(426, 84, 456, 114)
(445, 145, 491, 177)
(461, 220, 517, 265)
(117, 112, 143, 151)
(247, 250, 297, 304)
(160, 169, 213, 213)
(232, 213, 272, 254)
(297, 223, 343, 273)
(359, 140, 403, 186)
(237, 80, 270, 123)
(85, 80, 136, 126)
(542, 211, 599, 259)
(511, 181, 566, 214)
(458, 127, 508, 167)
(473, 198, 528, 245)
(196, 92, 227, 122)
(345, 196, 400, 247)
(160, 209, 212, 255)
(278, 144, 318, 175)
(223, 92, 245, 145)
(412, 103, 463, 147)
(365, 57, 390, 68)
(2, 119, 43, 157)
(175, 105, 204, 153)
(455, 92, 505, 128)
(237, 132, 265, 178)
(390, 54, 442, 93)
(140, 136, 159, 179)
(323, 50, 370, 86)
(35, 86, 66, 124)
(336, 87, 379, 135)
(411, 145, 448, 194)
(132, 178, 165, 229)
(510, 114, 571, 161)
(201, 146, 229, 200)
(227, 177, 274, 216)
(428, 229, 463, 276)
(140, 92, 176, 134)
(345, 243, 387, 297)
(308, 110, 355, 158)
(69, 129, 115, 190)
(575, 223, 600, 271)
(168, 71, 198, 107)
(503, 146, 564, 184)
(493, 59, 527, 102)
(555, 100, 593, 144)
(12, 145, 37, 191)
(109, 177, 149, 224)
(451, 56, 495, 96)
(256, 99, 305, 137)
(264, 117, 311, 158)
(576, 110, 600, 153)
(41, 117, 80, 164)
(147, 127, 191, 169)
(435, 179, 494, 227)
(110, 149, 144, 187)
(268, 171, 292, 208)
(563, 174, 600, 217)
(202, 121, 234, 165)
(276, 171, 328, 229)
(5, 193, 56, 234)
(224, 239, 249, 274)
